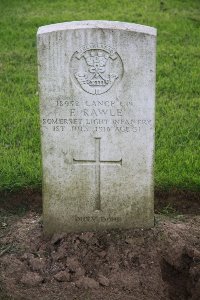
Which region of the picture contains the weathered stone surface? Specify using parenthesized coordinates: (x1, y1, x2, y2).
(37, 21, 156, 234)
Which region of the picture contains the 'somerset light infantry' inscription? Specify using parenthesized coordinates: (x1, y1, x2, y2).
(37, 21, 157, 234)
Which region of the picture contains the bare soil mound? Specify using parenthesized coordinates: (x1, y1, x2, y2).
(0, 190, 200, 300)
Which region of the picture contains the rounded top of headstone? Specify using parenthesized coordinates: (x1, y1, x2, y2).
(37, 20, 157, 36)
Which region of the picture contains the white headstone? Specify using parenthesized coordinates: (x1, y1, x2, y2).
(37, 21, 156, 235)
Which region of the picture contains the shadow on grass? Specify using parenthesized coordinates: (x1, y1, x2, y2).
(0, 189, 42, 216)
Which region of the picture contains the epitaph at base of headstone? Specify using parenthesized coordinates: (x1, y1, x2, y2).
(37, 21, 156, 235)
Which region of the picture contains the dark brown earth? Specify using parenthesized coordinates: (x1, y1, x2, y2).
(0, 189, 199, 300)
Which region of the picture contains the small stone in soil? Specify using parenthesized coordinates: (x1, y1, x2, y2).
(66, 257, 81, 272)
(75, 267, 85, 277)
(75, 276, 99, 289)
(54, 270, 70, 282)
(20, 272, 43, 287)
(98, 275, 110, 287)
(29, 257, 46, 272)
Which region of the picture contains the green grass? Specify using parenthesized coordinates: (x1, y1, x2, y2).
(0, 0, 200, 191)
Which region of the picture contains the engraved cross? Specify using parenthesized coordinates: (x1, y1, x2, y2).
(73, 138, 122, 211)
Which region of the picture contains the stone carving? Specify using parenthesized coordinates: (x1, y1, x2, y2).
(73, 137, 122, 211)
(70, 45, 123, 95)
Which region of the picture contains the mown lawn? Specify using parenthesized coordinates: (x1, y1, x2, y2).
(0, 0, 199, 191)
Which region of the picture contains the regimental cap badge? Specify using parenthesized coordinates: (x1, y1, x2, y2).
(70, 45, 123, 95)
